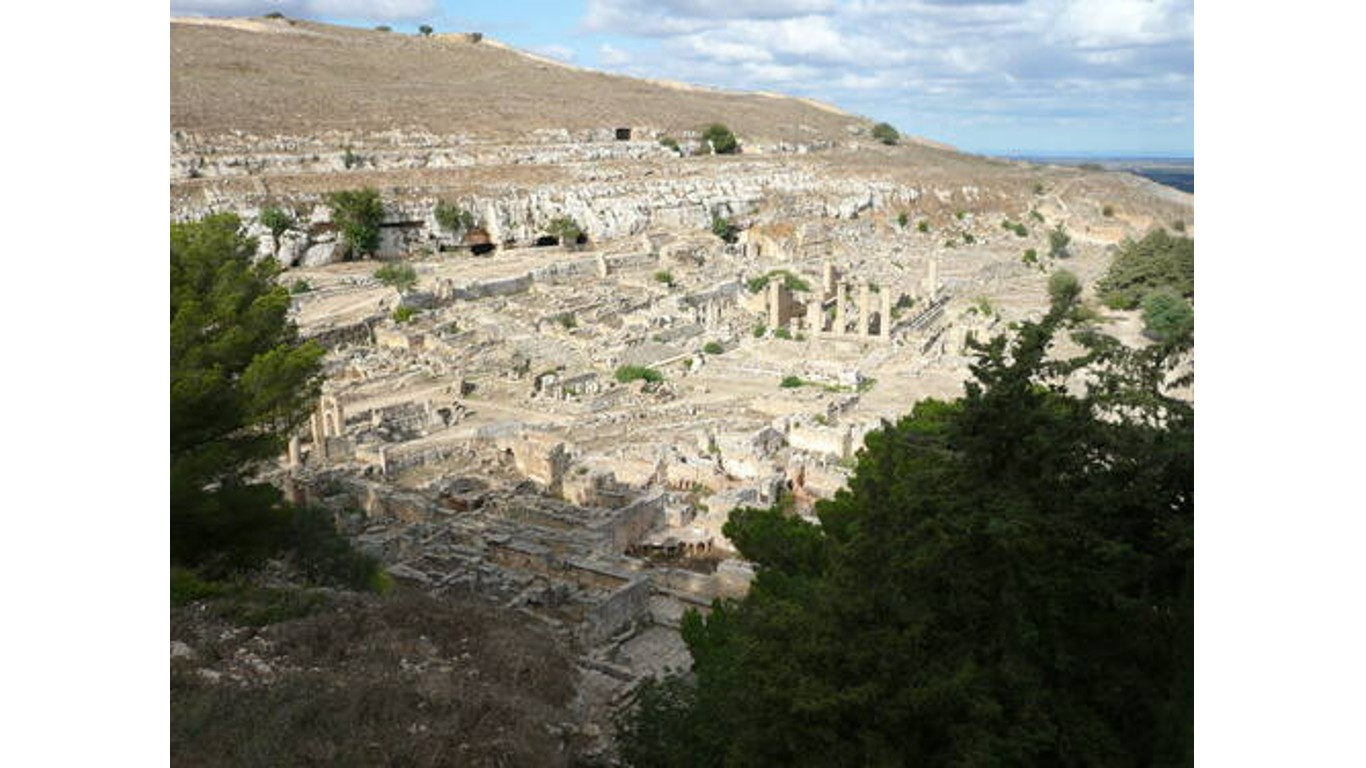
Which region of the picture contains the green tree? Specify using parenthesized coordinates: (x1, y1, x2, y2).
(258, 206, 294, 255)
(711, 214, 738, 244)
(619, 296, 1193, 766)
(418, 24, 433, 36)
(326, 188, 385, 258)
(1096, 229, 1195, 310)
(171, 214, 326, 569)
(1047, 268, 1081, 311)
(702, 123, 738, 155)
(434, 199, 475, 234)
(1142, 288, 1194, 345)
(545, 215, 584, 247)
(1048, 223, 1072, 258)
(871, 122, 900, 145)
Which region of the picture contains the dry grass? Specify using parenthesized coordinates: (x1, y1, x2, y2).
(171, 587, 581, 767)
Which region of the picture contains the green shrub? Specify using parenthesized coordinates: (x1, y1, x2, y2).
(753, 324, 766, 338)
(1022, 248, 1039, 266)
(434, 200, 474, 233)
(259, 206, 294, 240)
(1030, 209, 1045, 223)
(326, 188, 385, 256)
(342, 146, 362, 169)
(374, 263, 417, 293)
(660, 136, 680, 153)
(703, 341, 723, 355)
(774, 327, 792, 340)
(1096, 229, 1194, 309)
(701, 123, 738, 154)
(1102, 205, 1115, 217)
(1172, 220, 1187, 232)
(546, 215, 583, 246)
(615, 365, 664, 384)
(392, 305, 419, 324)
(1048, 225, 1071, 258)
(557, 314, 576, 330)
(897, 212, 909, 228)
(954, 211, 965, 221)
(747, 269, 812, 294)
(780, 375, 806, 388)
(711, 214, 738, 243)
(418, 24, 433, 36)
(1047, 269, 1082, 310)
(871, 122, 900, 145)
(171, 566, 227, 606)
(917, 220, 929, 233)
(1032, 182, 1045, 195)
(653, 270, 675, 286)
(290, 279, 312, 294)
(375, 25, 391, 32)
(286, 506, 384, 591)
(1142, 288, 1194, 344)
(963, 233, 976, 244)
(264, 11, 285, 19)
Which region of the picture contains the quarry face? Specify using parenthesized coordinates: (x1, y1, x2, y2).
(171, 17, 1194, 745)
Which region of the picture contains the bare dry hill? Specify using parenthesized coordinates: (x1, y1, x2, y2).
(173, 16, 883, 145)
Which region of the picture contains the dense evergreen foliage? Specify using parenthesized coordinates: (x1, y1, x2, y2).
(326, 188, 385, 258)
(1142, 288, 1195, 345)
(1097, 229, 1195, 310)
(871, 122, 900, 145)
(171, 214, 376, 587)
(702, 123, 739, 154)
(618, 297, 1193, 767)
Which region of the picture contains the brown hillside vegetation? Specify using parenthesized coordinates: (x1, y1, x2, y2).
(173, 16, 878, 145)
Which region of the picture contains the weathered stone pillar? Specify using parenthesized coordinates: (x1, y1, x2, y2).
(287, 435, 302, 469)
(822, 261, 835, 297)
(926, 259, 938, 302)
(378, 446, 389, 477)
(768, 280, 783, 329)
(881, 291, 893, 338)
(806, 299, 823, 333)
(330, 399, 345, 437)
(310, 410, 325, 447)
(858, 283, 872, 336)
(596, 253, 609, 279)
(835, 282, 848, 334)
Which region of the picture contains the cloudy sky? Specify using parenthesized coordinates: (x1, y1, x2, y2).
(169, 0, 1194, 156)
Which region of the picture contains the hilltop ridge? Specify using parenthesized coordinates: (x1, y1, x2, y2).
(172, 16, 911, 147)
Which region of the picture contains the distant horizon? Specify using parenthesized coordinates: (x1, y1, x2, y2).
(986, 150, 1194, 161)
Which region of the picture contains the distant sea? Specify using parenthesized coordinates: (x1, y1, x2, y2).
(1003, 154, 1194, 194)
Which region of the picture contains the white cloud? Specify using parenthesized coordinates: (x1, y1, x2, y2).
(597, 43, 633, 67)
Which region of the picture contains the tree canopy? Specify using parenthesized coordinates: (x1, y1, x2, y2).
(618, 295, 1193, 767)
(326, 188, 385, 258)
(702, 123, 738, 155)
(1097, 229, 1195, 310)
(871, 122, 900, 145)
(171, 213, 325, 570)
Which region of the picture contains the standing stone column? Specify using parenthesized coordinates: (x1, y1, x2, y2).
(287, 435, 302, 470)
(768, 280, 783, 329)
(822, 261, 835, 297)
(926, 259, 939, 302)
(310, 410, 325, 448)
(835, 282, 848, 334)
(332, 400, 345, 437)
(858, 283, 872, 336)
(881, 291, 893, 338)
(806, 299, 823, 333)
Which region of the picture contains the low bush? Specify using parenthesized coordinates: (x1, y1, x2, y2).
(702, 123, 738, 154)
(290, 279, 311, 294)
(374, 263, 417, 293)
(654, 270, 675, 286)
(917, 220, 929, 233)
(871, 122, 900, 145)
(711, 214, 738, 243)
(434, 199, 475, 233)
(392, 306, 419, 324)
(615, 365, 664, 384)
(703, 341, 724, 355)
(780, 375, 806, 389)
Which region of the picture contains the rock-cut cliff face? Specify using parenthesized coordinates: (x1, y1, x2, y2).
(170, 17, 1194, 268)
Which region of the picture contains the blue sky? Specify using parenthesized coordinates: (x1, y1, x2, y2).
(169, 1, 1194, 157)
